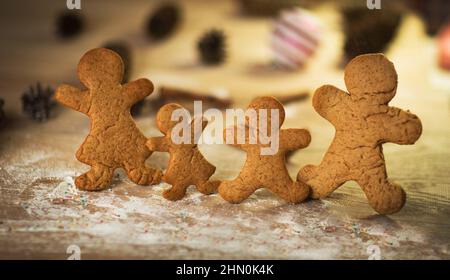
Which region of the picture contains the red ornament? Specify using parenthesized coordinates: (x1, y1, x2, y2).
(438, 23, 450, 71)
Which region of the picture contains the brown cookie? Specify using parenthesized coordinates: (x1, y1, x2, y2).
(56, 48, 162, 190)
(298, 53, 422, 214)
(218, 96, 311, 203)
(147, 103, 220, 201)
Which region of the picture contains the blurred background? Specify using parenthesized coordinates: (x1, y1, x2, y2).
(0, 0, 449, 122)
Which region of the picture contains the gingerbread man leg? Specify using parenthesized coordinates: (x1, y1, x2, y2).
(269, 180, 310, 203)
(218, 178, 259, 203)
(123, 160, 162, 186)
(298, 161, 350, 198)
(196, 180, 221, 195)
(193, 165, 220, 195)
(75, 164, 114, 191)
(297, 164, 318, 182)
(357, 168, 406, 215)
(163, 183, 190, 201)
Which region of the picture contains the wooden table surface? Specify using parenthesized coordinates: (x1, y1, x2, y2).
(0, 0, 449, 259)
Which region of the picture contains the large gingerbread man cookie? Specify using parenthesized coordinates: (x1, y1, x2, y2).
(219, 96, 311, 203)
(56, 48, 162, 190)
(147, 103, 220, 201)
(298, 53, 422, 214)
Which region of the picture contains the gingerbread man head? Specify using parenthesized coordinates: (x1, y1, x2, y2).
(299, 53, 422, 214)
(77, 48, 125, 89)
(156, 103, 184, 135)
(246, 96, 286, 132)
(344, 53, 398, 104)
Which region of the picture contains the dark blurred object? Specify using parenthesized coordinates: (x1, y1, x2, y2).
(0, 98, 5, 125)
(439, 23, 450, 71)
(342, 7, 402, 63)
(146, 3, 181, 40)
(410, 0, 450, 36)
(339, 0, 407, 9)
(238, 0, 321, 16)
(102, 41, 132, 82)
(151, 86, 307, 113)
(55, 11, 84, 39)
(197, 29, 226, 65)
(22, 83, 56, 122)
(275, 91, 309, 104)
(153, 86, 232, 112)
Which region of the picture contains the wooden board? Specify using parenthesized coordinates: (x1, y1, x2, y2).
(0, 0, 449, 259)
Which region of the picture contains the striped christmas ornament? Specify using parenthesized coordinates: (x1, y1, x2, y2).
(271, 8, 321, 70)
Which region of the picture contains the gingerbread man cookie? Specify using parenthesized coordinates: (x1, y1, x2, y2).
(56, 48, 162, 190)
(218, 96, 311, 203)
(147, 103, 221, 201)
(298, 53, 422, 214)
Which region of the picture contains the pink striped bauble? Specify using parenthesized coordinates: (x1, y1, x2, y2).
(271, 8, 321, 70)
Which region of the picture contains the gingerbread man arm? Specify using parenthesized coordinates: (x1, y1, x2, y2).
(376, 107, 422, 145)
(313, 85, 349, 124)
(123, 78, 154, 106)
(55, 84, 90, 114)
(147, 136, 170, 152)
(280, 128, 311, 151)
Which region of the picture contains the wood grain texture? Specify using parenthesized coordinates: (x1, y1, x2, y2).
(0, 0, 449, 259)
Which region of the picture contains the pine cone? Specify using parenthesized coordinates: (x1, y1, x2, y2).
(197, 29, 226, 65)
(21, 83, 56, 122)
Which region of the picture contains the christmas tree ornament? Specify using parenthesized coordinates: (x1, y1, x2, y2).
(439, 23, 450, 71)
(271, 8, 321, 70)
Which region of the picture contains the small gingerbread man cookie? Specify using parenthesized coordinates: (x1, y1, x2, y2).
(218, 96, 311, 203)
(147, 103, 221, 201)
(56, 48, 162, 190)
(298, 53, 422, 214)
